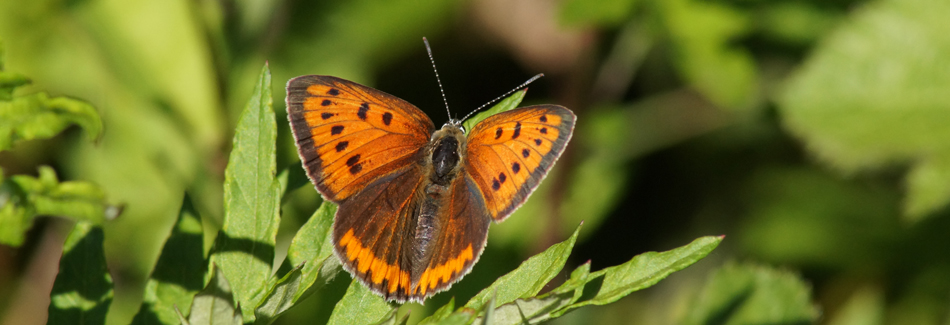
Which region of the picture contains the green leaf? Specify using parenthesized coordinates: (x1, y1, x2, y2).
(825, 286, 884, 325)
(443, 235, 720, 323)
(277, 162, 314, 205)
(184, 266, 244, 325)
(0, 41, 31, 101)
(464, 223, 581, 310)
(682, 262, 819, 325)
(253, 264, 304, 324)
(209, 63, 281, 322)
(660, 0, 756, 109)
(564, 235, 723, 310)
(474, 291, 576, 324)
(326, 279, 396, 325)
(285, 201, 341, 301)
(560, 0, 638, 27)
(0, 166, 118, 246)
(434, 310, 476, 325)
(131, 194, 207, 325)
(0, 92, 103, 151)
(376, 310, 411, 325)
(461, 89, 527, 133)
(417, 297, 456, 325)
(0, 71, 29, 101)
(739, 167, 899, 269)
(46, 222, 114, 325)
(758, 3, 841, 46)
(778, 0, 950, 220)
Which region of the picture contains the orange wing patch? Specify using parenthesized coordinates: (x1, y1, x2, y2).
(413, 245, 474, 296)
(338, 229, 412, 294)
(287, 75, 434, 201)
(465, 105, 575, 221)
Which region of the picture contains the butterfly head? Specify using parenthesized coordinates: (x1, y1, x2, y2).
(443, 118, 465, 133)
(427, 122, 467, 185)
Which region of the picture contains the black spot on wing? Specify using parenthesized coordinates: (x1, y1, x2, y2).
(540, 115, 547, 122)
(321, 112, 335, 120)
(498, 172, 506, 183)
(328, 88, 340, 96)
(522, 149, 530, 158)
(512, 122, 521, 139)
(540, 127, 548, 134)
(349, 164, 362, 174)
(358, 103, 369, 120)
(495, 127, 503, 139)
(336, 141, 349, 152)
(331, 125, 344, 135)
(534, 139, 542, 146)
(321, 99, 332, 106)
(382, 112, 393, 126)
(346, 154, 360, 166)
(491, 179, 500, 191)
(512, 162, 520, 173)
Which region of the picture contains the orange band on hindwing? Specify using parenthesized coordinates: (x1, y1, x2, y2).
(338, 229, 412, 294)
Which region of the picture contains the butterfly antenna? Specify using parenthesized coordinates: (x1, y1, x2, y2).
(423, 37, 454, 122)
(459, 73, 544, 123)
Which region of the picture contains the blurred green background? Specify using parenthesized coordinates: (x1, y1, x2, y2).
(2, 0, 950, 323)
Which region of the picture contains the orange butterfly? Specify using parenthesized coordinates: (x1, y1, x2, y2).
(286, 67, 574, 303)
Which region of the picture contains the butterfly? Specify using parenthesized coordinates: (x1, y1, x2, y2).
(286, 71, 574, 303)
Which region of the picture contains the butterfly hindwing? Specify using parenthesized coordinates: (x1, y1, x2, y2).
(334, 165, 425, 302)
(286, 75, 435, 201)
(465, 105, 576, 221)
(412, 176, 491, 298)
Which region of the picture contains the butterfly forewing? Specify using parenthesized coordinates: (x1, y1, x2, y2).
(286, 75, 434, 201)
(465, 105, 575, 221)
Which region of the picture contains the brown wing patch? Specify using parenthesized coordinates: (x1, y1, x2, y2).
(465, 105, 575, 221)
(411, 176, 491, 298)
(333, 165, 425, 302)
(287, 75, 434, 201)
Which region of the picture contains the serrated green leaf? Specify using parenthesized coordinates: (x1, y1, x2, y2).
(563, 235, 722, 311)
(682, 262, 819, 325)
(465, 223, 581, 310)
(286, 201, 341, 301)
(474, 291, 576, 325)
(560, 0, 638, 27)
(186, 266, 244, 325)
(461, 89, 527, 133)
(551, 261, 591, 297)
(0, 166, 117, 246)
(0, 92, 102, 151)
(778, 0, 950, 221)
(46, 222, 114, 325)
(131, 194, 207, 325)
(209, 63, 280, 323)
(253, 264, 304, 325)
(327, 279, 396, 325)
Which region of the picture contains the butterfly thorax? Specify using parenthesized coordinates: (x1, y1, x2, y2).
(426, 123, 467, 186)
(410, 123, 468, 281)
